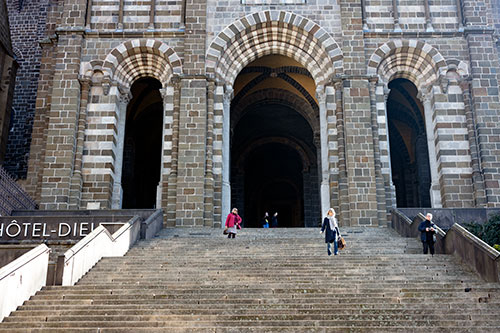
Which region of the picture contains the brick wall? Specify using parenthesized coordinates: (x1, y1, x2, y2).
(0, 0, 17, 164)
(4, 0, 50, 178)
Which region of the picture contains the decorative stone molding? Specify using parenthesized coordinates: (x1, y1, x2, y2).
(367, 40, 448, 91)
(102, 39, 182, 88)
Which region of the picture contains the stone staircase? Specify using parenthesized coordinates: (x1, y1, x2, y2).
(1, 227, 499, 332)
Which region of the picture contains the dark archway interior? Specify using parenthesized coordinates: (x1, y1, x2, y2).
(231, 104, 316, 228)
(387, 78, 431, 208)
(122, 77, 163, 209)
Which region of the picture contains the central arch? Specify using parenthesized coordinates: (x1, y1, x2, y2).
(207, 12, 342, 226)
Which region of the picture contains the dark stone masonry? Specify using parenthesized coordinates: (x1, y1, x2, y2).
(2, 0, 500, 227)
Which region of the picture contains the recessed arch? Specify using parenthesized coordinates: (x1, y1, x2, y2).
(235, 136, 315, 173)
(231, 89, 319, 134)
(206, 10, 343, 86)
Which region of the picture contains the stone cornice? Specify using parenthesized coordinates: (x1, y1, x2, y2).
(364, 31, 463, 38)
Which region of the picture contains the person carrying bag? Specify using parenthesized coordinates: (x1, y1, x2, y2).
(320, 208, 343, 256)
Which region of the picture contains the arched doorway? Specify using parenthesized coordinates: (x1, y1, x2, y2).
(121, 77, 163, 208)
(230, 55, 320, 227)
(387, 78, 431, 208)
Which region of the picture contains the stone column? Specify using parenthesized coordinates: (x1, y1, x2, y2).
(85, 0, 92, 29)
(333, 80, 350, 224)
(166, 77, 181, 226)
(418, 88, 442, 208)
(459, 77, 487, 206)
(149, 0, 156, 30)
(221, 86, 233, 226)
(69, 76, 91, 209)
(368, 78, 387, 225)
(392, 0, 402, 32)
(360, 0, 369, 31)
(423, 0, 434, 32)
(377, 82, 396, 214)
(111, 91, 131, 209)
(204, 81, 216, 226)
(117, 0, 124, 30)
(316, 85, 331, 218)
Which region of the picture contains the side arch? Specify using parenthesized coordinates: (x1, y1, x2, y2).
(102, 39, 183, 88)
(367, 40, 448, 90)
(206, 10, 343, 86)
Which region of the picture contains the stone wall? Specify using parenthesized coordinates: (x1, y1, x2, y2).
(0, 0, 17, 164)
(8, 0, 500, 226)
(4, 0, 51, 178)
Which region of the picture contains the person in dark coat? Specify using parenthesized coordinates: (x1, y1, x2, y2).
(271, 212, 278, 228)
(418, 213, 437, 255)
(320, 208, 341, 256)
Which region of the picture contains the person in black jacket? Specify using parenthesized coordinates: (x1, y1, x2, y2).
(320, 208, 341, 256)
(418, 213, 437, 255)
(271, 212, 278, 228)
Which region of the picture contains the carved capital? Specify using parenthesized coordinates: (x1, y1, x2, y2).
(223, 84, 234, 106)
(78, 75, 92, 90)
(119, 91, 132, 105)
(316, 85, 326, 104)
(439, 75, 450, 94)
(102, 76, 112, 96)
(169, 74, 181, 89)
(416, 87, 433, 104)
(159, 87, 169, 100)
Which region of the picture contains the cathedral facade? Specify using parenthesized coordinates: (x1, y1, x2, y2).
(5, 0, 500, 227)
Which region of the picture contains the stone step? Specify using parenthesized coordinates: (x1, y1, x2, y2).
(0, 327, 498, 333)
(4, 313, 500, 323)
(43, 284, 500, 295)
(17, 302, 500, 312)
(21, 295, 500, 307)
(10, 307, 500, 317)
(42, 283, 498, 290)
(1, 319, 499, 328)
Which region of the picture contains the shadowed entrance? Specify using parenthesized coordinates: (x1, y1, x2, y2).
(229, 55, 320, 228)
(387, 78, 431, 208)
(122, 77, 163, 208)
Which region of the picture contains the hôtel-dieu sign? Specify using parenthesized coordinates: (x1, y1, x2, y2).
(0, 216, 128, 242)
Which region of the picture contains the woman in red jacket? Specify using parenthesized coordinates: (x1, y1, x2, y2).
(225, 207, 242, 239)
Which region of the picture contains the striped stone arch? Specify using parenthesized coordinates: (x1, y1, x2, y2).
(367, 40, 448, 90)
(206, 11, 343, 86)
(102, 39, 182, 88)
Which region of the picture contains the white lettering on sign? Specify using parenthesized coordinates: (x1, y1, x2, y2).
(0, 220, 98, 239)
(32, 223, 42, 237)
(58, 223, 71, 237)
(6, 220, 21, 237)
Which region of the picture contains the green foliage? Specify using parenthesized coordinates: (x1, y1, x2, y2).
(494, 244, 500, 252)
(463, 213, 500, 249)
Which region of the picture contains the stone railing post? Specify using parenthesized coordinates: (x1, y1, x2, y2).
(221, 85, 233, 222)
(418, 88, 442, 208)
(316, 85, 331, 218)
